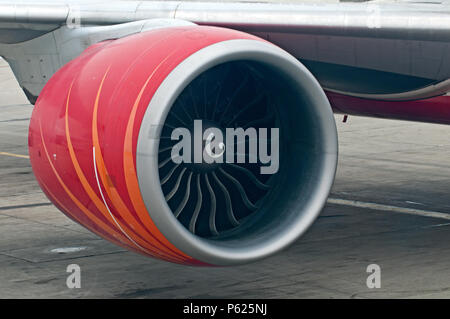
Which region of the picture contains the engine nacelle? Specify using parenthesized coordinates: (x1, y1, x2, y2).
(29, 25, 337, 266)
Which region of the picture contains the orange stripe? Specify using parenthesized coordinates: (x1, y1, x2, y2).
(89, 69, 186, 262)
(91, 73, 189, 261)
(38, 118, 135, 250)
(122, 53, 194, 261)
(64, 76, 184, 263)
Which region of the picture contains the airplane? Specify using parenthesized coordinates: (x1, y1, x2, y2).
(0, 0, 448, 267)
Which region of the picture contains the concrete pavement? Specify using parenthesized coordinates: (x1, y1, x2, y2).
(1, 58, 450, 298)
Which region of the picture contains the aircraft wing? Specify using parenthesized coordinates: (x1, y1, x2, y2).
(0, 1, 449, 42)
(0, 0, 449, 101)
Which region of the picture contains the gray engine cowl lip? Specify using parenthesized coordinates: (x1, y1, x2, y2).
(136, 38, 338, 266)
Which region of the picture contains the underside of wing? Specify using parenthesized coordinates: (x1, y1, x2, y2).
(0, 0, 449, 101)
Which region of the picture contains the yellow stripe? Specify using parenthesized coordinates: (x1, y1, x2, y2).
(0, 151, 29, 159)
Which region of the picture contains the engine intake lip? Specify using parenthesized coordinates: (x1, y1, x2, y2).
(137, 39, 338, 266)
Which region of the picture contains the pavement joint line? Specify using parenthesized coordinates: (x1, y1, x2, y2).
(328, 198, 450, 221)
(0, 151, 29, 159)
(0, 202, 52, 211)
(0, 210, 102, 238)
(0, 210, 101, 235)
(0, 252, 34, 264)
(0, 117, 30, 123)
(0, 103, 32, 107)
(18, 250, 129, 264)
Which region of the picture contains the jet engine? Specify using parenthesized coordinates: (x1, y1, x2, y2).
(28, 25, 338, 266)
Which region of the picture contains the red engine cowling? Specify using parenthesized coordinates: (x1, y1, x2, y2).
(29, 25, 338, 266)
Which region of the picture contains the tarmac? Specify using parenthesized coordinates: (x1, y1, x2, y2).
(1, 57, 450, 298)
